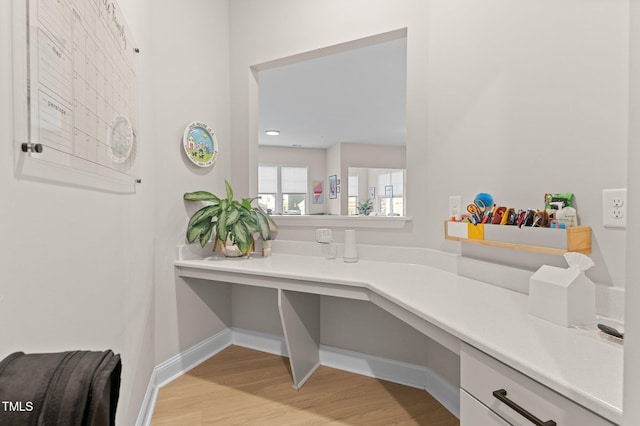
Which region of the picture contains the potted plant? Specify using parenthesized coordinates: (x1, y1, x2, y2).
(357, 199, 373, 216)
(184, 181, 276, 257)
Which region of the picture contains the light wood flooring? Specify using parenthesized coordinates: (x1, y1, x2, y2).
(151, 345, 459, 426)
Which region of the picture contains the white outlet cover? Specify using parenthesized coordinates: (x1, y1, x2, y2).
(602, 189, 627, 228)
(449, 196, 462, 220)
(315, 228, 332, 243)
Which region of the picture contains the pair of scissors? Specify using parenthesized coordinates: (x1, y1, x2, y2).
(481, 204, 498, 224)
(467, 199, 487, 224)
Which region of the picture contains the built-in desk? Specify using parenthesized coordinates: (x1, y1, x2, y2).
(174, 248, 622, 425)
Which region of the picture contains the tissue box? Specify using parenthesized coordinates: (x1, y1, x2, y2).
(528, 265, 596, 327)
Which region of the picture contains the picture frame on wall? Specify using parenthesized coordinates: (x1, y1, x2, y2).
(385, 185, 393, 198)
(329, 175, 337, 199)
(312, 180, 324, 204)
(369, 187, 375, 199)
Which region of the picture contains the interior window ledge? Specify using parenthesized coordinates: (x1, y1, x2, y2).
(270, 215, 412, 229)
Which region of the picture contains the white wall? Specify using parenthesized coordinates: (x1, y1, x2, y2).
(0, 0, 154, 424)
(231, 0, 628, 282)
(429, 0, 628, 292)
(149, 0, 232, 365)
(2, 1, 233, 423)
(320, 296, 460, 386)
(623, 1, 640, 424)
(340, 143, 405, 170)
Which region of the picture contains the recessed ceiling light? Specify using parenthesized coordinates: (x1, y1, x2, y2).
(265, 130, 280, 136)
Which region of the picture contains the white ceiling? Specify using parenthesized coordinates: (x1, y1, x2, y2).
(258, 37, 407, 149)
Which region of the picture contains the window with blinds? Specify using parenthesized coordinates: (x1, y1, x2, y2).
(376, 169, 404, 216)
(258, 165, 308, 215)
(348, 176, 359, 215)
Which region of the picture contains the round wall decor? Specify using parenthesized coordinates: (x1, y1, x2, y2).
(182, 121, 219, 167)
(108, 115, 134, 164)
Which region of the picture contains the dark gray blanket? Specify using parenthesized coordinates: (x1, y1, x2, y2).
(0, 350, 121, 426)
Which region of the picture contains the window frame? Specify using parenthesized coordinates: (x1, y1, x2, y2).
(258, 164, 308, 215)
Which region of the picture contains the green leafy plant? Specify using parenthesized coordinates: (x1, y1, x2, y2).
(184, 181, 276, 257)
(357, 199, 373, 216)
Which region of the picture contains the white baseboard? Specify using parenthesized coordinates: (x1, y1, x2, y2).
(134, 370, 158, 426)
(155, 328, 233, 388)
(319, 344, 460, 418)
(320, 344, 427, 389)
(136, 328, 459, 425)
(135, 329, 232, 426)
(231, 327, 288, 356)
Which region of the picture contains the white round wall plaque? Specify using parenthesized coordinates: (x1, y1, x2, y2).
(108, 116, 134, 164)
(182, 121, 219, 168)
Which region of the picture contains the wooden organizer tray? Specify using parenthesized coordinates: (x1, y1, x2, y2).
(444, 221, 591, 255)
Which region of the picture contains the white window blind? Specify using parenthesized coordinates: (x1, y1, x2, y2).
(348, 176, 359, 196)
(377, 170, 404, 197)
(377, 172, 389, 196)
(281, 166, 307, 193)
(258, 165, 278, 193)
(391, 170, 403, 196)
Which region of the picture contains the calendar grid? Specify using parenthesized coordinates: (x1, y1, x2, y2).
(25, 0, 139, 180)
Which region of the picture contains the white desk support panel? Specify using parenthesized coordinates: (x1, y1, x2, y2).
(278, 290, 320, 389)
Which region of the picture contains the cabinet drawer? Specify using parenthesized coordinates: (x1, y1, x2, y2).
(461, 389, 509, 426)
(461, 343, 614, 426)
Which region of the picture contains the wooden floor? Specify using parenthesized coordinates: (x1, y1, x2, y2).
(151, 345, 459, 426)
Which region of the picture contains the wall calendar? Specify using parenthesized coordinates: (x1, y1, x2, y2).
(14, 0, 139, 187)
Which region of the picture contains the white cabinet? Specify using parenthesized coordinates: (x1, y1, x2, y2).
(461, 389, 510, 426)
(460, 343, 615, 426)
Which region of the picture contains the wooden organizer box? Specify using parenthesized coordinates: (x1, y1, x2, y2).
(444, 221, 591, 255)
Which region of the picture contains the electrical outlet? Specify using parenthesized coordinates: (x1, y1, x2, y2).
(603, 189, 627, 228)
(315, 228, 332, 243)
(449, 196, 462, 220)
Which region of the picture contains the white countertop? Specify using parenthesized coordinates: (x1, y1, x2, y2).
(174, 252, 623, 424)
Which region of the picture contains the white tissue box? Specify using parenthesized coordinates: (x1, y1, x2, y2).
(528, 265, 596, 327)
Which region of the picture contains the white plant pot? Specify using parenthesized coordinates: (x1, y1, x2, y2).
(220, 239, 243, 257)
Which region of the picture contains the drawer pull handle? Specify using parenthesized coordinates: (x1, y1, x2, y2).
(492, 389, 557, 426)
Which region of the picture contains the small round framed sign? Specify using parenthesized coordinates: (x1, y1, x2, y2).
(108, 115, 134, 164)
(182, 121, 219, 167)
